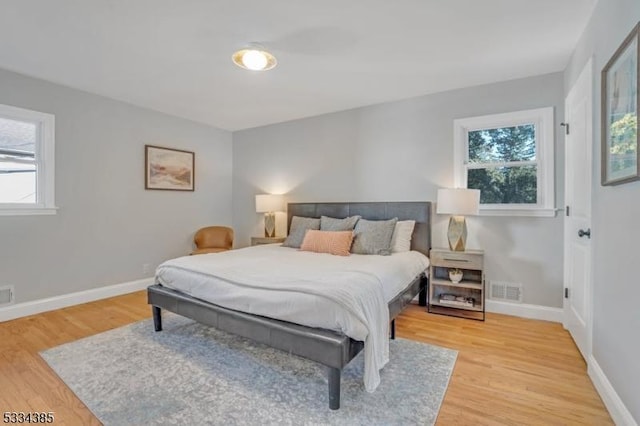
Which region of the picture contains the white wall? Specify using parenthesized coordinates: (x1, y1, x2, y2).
(233, 72, 565, 308)
(565, 0, 640, 421)
(0, 68, 233, 304)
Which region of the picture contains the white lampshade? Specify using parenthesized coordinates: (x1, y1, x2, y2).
(436, 188, 480, 216)
(255, 194, 284, 213)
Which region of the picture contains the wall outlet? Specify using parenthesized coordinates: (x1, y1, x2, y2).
(0, 285, 14, 306)
(142, 263, 152, 275)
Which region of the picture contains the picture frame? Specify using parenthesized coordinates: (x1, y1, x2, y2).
(601, 22, 640, 186)
(145, 145, 195, 191)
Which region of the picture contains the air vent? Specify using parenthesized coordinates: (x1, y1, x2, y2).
(0, 286, 14, 306)
(490, 281, 523, 303)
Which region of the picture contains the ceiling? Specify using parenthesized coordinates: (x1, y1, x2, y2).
(0, 1, 595, 131)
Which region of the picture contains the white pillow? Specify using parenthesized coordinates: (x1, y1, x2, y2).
(390, 220, 416, 253)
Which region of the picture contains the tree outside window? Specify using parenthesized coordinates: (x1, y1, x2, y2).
(454, 108, 555, 217)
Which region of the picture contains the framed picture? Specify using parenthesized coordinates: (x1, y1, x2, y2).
(145, 145, 195, 191)
(601, 22, 639, 186)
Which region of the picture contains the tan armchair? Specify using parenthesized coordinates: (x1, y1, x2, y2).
(191, 226, 234, 255)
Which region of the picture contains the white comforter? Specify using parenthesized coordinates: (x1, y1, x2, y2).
(156, 244, 429, 392)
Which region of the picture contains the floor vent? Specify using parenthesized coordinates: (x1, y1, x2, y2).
(0, 286, 14, 306)
(490, 281, 523, 303)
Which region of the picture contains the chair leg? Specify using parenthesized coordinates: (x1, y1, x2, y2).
(390, 319, 396, 340)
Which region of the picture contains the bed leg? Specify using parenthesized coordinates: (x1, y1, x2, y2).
(328, 367, 341, 410)
(390, 319, 396, 340)
(418, 275, 428, 306)
(152, 306, 162, 332)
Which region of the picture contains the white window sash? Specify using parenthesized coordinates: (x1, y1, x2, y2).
(466, 160, 538, 169)
(0, 104, 56, 215)
(453, 107, 555, 217)
(0, 158, 37, 166)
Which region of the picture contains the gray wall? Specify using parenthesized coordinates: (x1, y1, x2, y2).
(565, 0, 640, 421)
(0, 68, 233, 304)
(233, 72, 565, 308)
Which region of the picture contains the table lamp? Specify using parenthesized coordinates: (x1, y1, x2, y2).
(255, 194, 284, 237)
(436, 188, 480, 251)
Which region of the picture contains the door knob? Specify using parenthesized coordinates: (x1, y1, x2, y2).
(578, 228, 591, 238)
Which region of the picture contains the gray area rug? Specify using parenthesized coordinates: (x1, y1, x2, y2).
(41, 314, 457, 425)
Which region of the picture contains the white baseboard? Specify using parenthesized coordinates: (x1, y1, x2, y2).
(588, 356, 637, 426)
(485, 299, 563, 323)
(0, 277, 153, 323)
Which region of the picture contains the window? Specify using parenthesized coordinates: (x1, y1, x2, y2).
(0, 104, 55, 215)
(453, 107, 555, 217)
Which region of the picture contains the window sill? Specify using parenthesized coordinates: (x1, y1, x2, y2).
(0, 206, 58, 216)
(478, 207, 558, 218)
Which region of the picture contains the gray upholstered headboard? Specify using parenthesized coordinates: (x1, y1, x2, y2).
(287, 202, 432, 256)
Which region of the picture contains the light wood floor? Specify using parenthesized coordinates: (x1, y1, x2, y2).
(0, 292, 612, 425)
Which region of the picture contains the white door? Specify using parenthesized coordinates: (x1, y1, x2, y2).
(563, 58, 593, 361)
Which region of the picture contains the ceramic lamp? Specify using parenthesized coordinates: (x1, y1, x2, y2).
(436, 188, 480, 251)
(255, 194, 284, 237)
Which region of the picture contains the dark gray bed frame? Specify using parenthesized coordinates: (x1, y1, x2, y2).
(147, 201, 431, 410)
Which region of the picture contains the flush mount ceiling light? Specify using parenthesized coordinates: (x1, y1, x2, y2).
(232, 43, 277, 71)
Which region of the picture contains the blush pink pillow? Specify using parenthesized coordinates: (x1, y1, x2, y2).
(300, 230, 353, 256)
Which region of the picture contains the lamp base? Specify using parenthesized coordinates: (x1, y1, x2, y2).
(447, 216, 467, 251)
(264, 212, 276, 237)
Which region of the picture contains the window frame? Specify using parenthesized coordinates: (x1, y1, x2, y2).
(0, 103, 56, 216)
(453, 107, 556, 217)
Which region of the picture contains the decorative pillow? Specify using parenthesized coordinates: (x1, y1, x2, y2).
(282, 216, 321, 248)
(300, 230, 354, 256)
(320, 215, 361, 231)
(351, 218, 398, 256)
(390, 220, 416, 253)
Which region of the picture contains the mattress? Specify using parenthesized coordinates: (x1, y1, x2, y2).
(155, 244, 429, 391)
(156, 244, 429, 329)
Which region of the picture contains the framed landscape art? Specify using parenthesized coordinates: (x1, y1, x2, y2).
(601, 22, 640, 186)
(145, 145, 195, 191)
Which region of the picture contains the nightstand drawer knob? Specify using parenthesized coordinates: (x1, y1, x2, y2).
(443, 258, 469, 262)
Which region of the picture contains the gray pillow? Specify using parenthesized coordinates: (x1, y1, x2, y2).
(351, 218, 398, 255)
(320, 215, 361, 231)
(282, 216, 320, 248)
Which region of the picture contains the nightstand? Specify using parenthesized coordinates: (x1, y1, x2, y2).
(251, 236, 286, 246)
(428, 248, 485, 321)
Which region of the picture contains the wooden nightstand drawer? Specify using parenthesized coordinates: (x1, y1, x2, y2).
(430, 249, 483, 270)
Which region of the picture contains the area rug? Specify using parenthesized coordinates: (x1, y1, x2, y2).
(41, 314, 457, 425)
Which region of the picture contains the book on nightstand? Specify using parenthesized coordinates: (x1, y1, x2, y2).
(439, 294, 475, 308)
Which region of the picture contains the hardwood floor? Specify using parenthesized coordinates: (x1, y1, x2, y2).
(0, 293, 612, 425)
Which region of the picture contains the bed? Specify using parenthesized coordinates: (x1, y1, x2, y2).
(147, 201, 431, 409)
